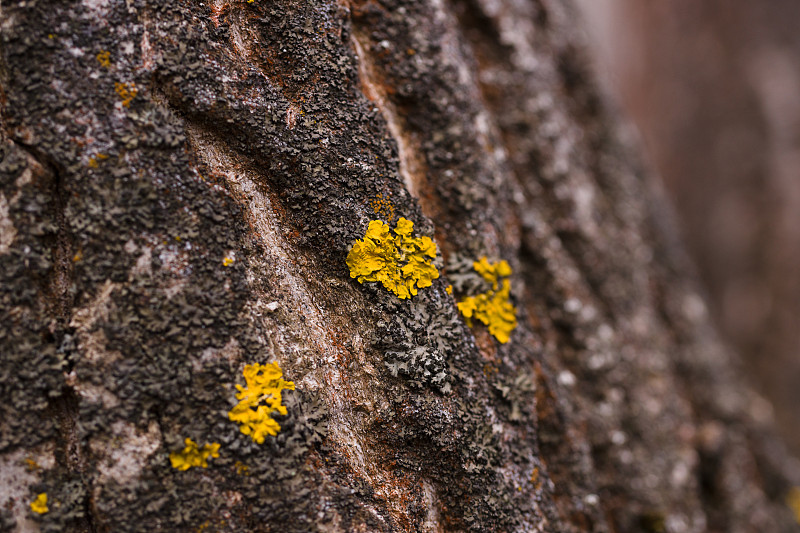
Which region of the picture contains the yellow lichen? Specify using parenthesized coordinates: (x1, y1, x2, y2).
(88, 153, 108, 168)
(228, 362, 295, 444)
(169, 438, 220, 471)
(457, 257, 517, 343)
(30, 493, 48, 514)
(234, 461, 250, 476)
(472, 256, 512, 290)
(96, 50, 111, 68)
(114, 81, 138, 107)
(222, 257, 234, 267)
(346, 218, 439, 299)
(788, 486, 800, 524)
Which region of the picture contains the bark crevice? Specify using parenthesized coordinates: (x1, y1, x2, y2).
(7, 136, 97, 533)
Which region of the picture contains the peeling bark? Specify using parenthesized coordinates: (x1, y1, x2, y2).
(0, 1, 797, 532)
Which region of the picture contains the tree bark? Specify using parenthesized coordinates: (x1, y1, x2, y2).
(0, 1, 796, 532)
(578, 0, 800, 459)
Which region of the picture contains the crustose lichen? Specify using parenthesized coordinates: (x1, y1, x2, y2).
(346, 218, 439, 299)
(228, 362, 295, 444)
(169, 438, 220, 470)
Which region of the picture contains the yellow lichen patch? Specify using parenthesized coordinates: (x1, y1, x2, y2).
(472, 256, 512, 290)
(169, 438, 220, 471)
(88, 153, 108, 168)
(457, 257, 517, 343)
(788, 486, 800, 524)
(222, 257, 234, 267)
(96, 50, 111, 68)
(114, 81, 138, 107)
(445, 284, 453, 295)
(346, 218, 439, 299)
(30, 493, 48, 514)
(228, 362, 295, 444)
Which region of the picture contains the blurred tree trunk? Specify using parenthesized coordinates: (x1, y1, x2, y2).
(0, 1, 797, 532)
(578, 0, 800, 460)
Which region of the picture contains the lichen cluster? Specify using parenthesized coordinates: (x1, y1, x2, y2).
(114, 81, 137, 107)
(369, 193, 395, 222)
(228, 362, 295, 444)
(346, 218, 439, 299)
(96, 50, 111, 68)
(169, 438, 221, 471)
(456, 257, 517, 343)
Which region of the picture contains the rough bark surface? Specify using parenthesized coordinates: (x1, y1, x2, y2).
(0, 1, 796, 532)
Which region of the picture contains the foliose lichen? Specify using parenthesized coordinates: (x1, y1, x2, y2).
(228, 362, 295, 444)
(169, 438, 221, 470)
(453, 256, 517, 343)
(377, 292, 462, 393)
(346, 218, 439, 299)
(493, 373, 535, 422)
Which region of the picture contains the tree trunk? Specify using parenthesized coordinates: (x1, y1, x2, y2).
(0, 1, 796, 532)
(578, 0, 800, 460)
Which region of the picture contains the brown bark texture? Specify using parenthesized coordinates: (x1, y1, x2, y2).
(0, 1, 797, 532)
(578, 0, 800, 460)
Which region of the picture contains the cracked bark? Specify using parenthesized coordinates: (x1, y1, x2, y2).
(0, 1, 797, 532)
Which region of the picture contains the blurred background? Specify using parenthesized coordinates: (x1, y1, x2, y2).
(575, 0, 800, 457)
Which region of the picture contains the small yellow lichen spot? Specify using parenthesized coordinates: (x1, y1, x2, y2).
(446, 285, 453, 295)
(234, 461, 250, 476)
(369, 194, 395, 222)
(96, 50, 111, 68)
(346, 218, 439, 299)
(88, 153, 108, 168)
(457, 257, 517, 343)
(788, 486, 800, 524)
(222, 257, 234, 267)
(114, 81, 138, 108)
(228, 362, 295, 444)
(30, 493, 48, 514)
(169, 438, 220, 471)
